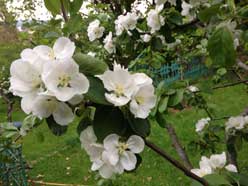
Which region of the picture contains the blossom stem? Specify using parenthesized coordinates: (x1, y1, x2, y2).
(145, 139, 209, 186)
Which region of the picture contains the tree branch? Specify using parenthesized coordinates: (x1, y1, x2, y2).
(165, 124, 193, 169)
(145, 139, 209, 186)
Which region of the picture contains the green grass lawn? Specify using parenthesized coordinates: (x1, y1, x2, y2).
(1, 84, 248, 186)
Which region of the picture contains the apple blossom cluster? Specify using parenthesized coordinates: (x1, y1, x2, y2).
(225, 115, 248, 132)
(9, 37, 89, 126)
(191, 152, 237, 178)
(87, 19, 105, 42)
(195, 117, 211, 133)
(115, 12, 139, 36)
(80, 126, 145, 178)
(96, 63, 156, 119)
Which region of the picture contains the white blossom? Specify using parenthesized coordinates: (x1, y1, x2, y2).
(225, 116, 246, 131)
(102, 134, 145, 172)
(104, 32, 116, 54)
(87, 19, 105, 42)
(9, 59, 43, 98)
(130, 85, 156, 119)
(195, 117, 211, 133)
(22, 95, 74, 126)
(132, 73, 153, 87)
(115, 12, 139, 36)
(209, 152, 226, 169)
(225, 164, 238, 172)
(147, 8, 165, 33)
(141, 34, 152, 43)
(80, 126, 104, 162)
(181, 1, 193, 16)
(96, 63, 136, 106)
(42, 58, 89, 102)
(191, 156, 213, 177)
(187, 85, 199, 93)
(33, 37, 75, 61)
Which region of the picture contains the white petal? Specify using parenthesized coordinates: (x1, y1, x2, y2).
(53, 37, 75, 60)
(21, 94, 36, 114)
(68, 94, 84, 105)
(80, 126, 97, 145)
(34, 45, 53, 61)
(225, 164, 238, 172)
(127, 135, 145, 154)
(114, 162, 124, 174)
(91, 159, 104, 171)
(103, 134, 120, 151)
(21, 48, 38, 63)
(133, 73, 153, 87)
(120, 151, 137, 171)
(105, 93, 130, 107)
(102, 150, 119, 166)
(32, 96, 56, 118)
(99, 164, 115, 179)
(69, 73, 89, 94)
(209, 152, 226, 169)
(53, 102, 74, 126)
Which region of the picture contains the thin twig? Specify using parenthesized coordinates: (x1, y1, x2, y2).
(28, 180, 90, 186)
(212, 79, 248, 90)
(60, 0, 68, 22)
(145, 139, 209, 186)
(165, 124, 193, 169)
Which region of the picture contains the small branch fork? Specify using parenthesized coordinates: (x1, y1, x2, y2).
(145, 139, 209, 186)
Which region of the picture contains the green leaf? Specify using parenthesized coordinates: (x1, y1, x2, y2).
(191, 180, 202, 186)
(228, 172, 248, 186)
(35, 131, 45, 143)
(207, 27, 236, 68)
(77, 107, 96, 135)
(158, 96, 169, 113)
(70, 0, 83, 15)
(198, 4, 221, 22)
(127, 113, 151, 138)
(46, 116, 68, 136)
(168, 10, 183, 25)
(93, 106, 128, 142)
(151, 37, 163, 51)
(155, 112, 167, 128)
(44, 0, 61, 15)
(168, 89, 184, 107)
(204, 174, 230, 185)
(62, 14, 83, 34)
(238, 5, 248, 18)
(73, 53, 108, 76)
(85, 76, 110, 105)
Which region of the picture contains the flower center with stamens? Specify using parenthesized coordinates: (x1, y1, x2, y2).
(58, 75, 71, 88)
(135, 96, 145, 105)
(115, 84, 124, 97)
(48, 50, 55, 60)
(118, 142, 129, 154)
